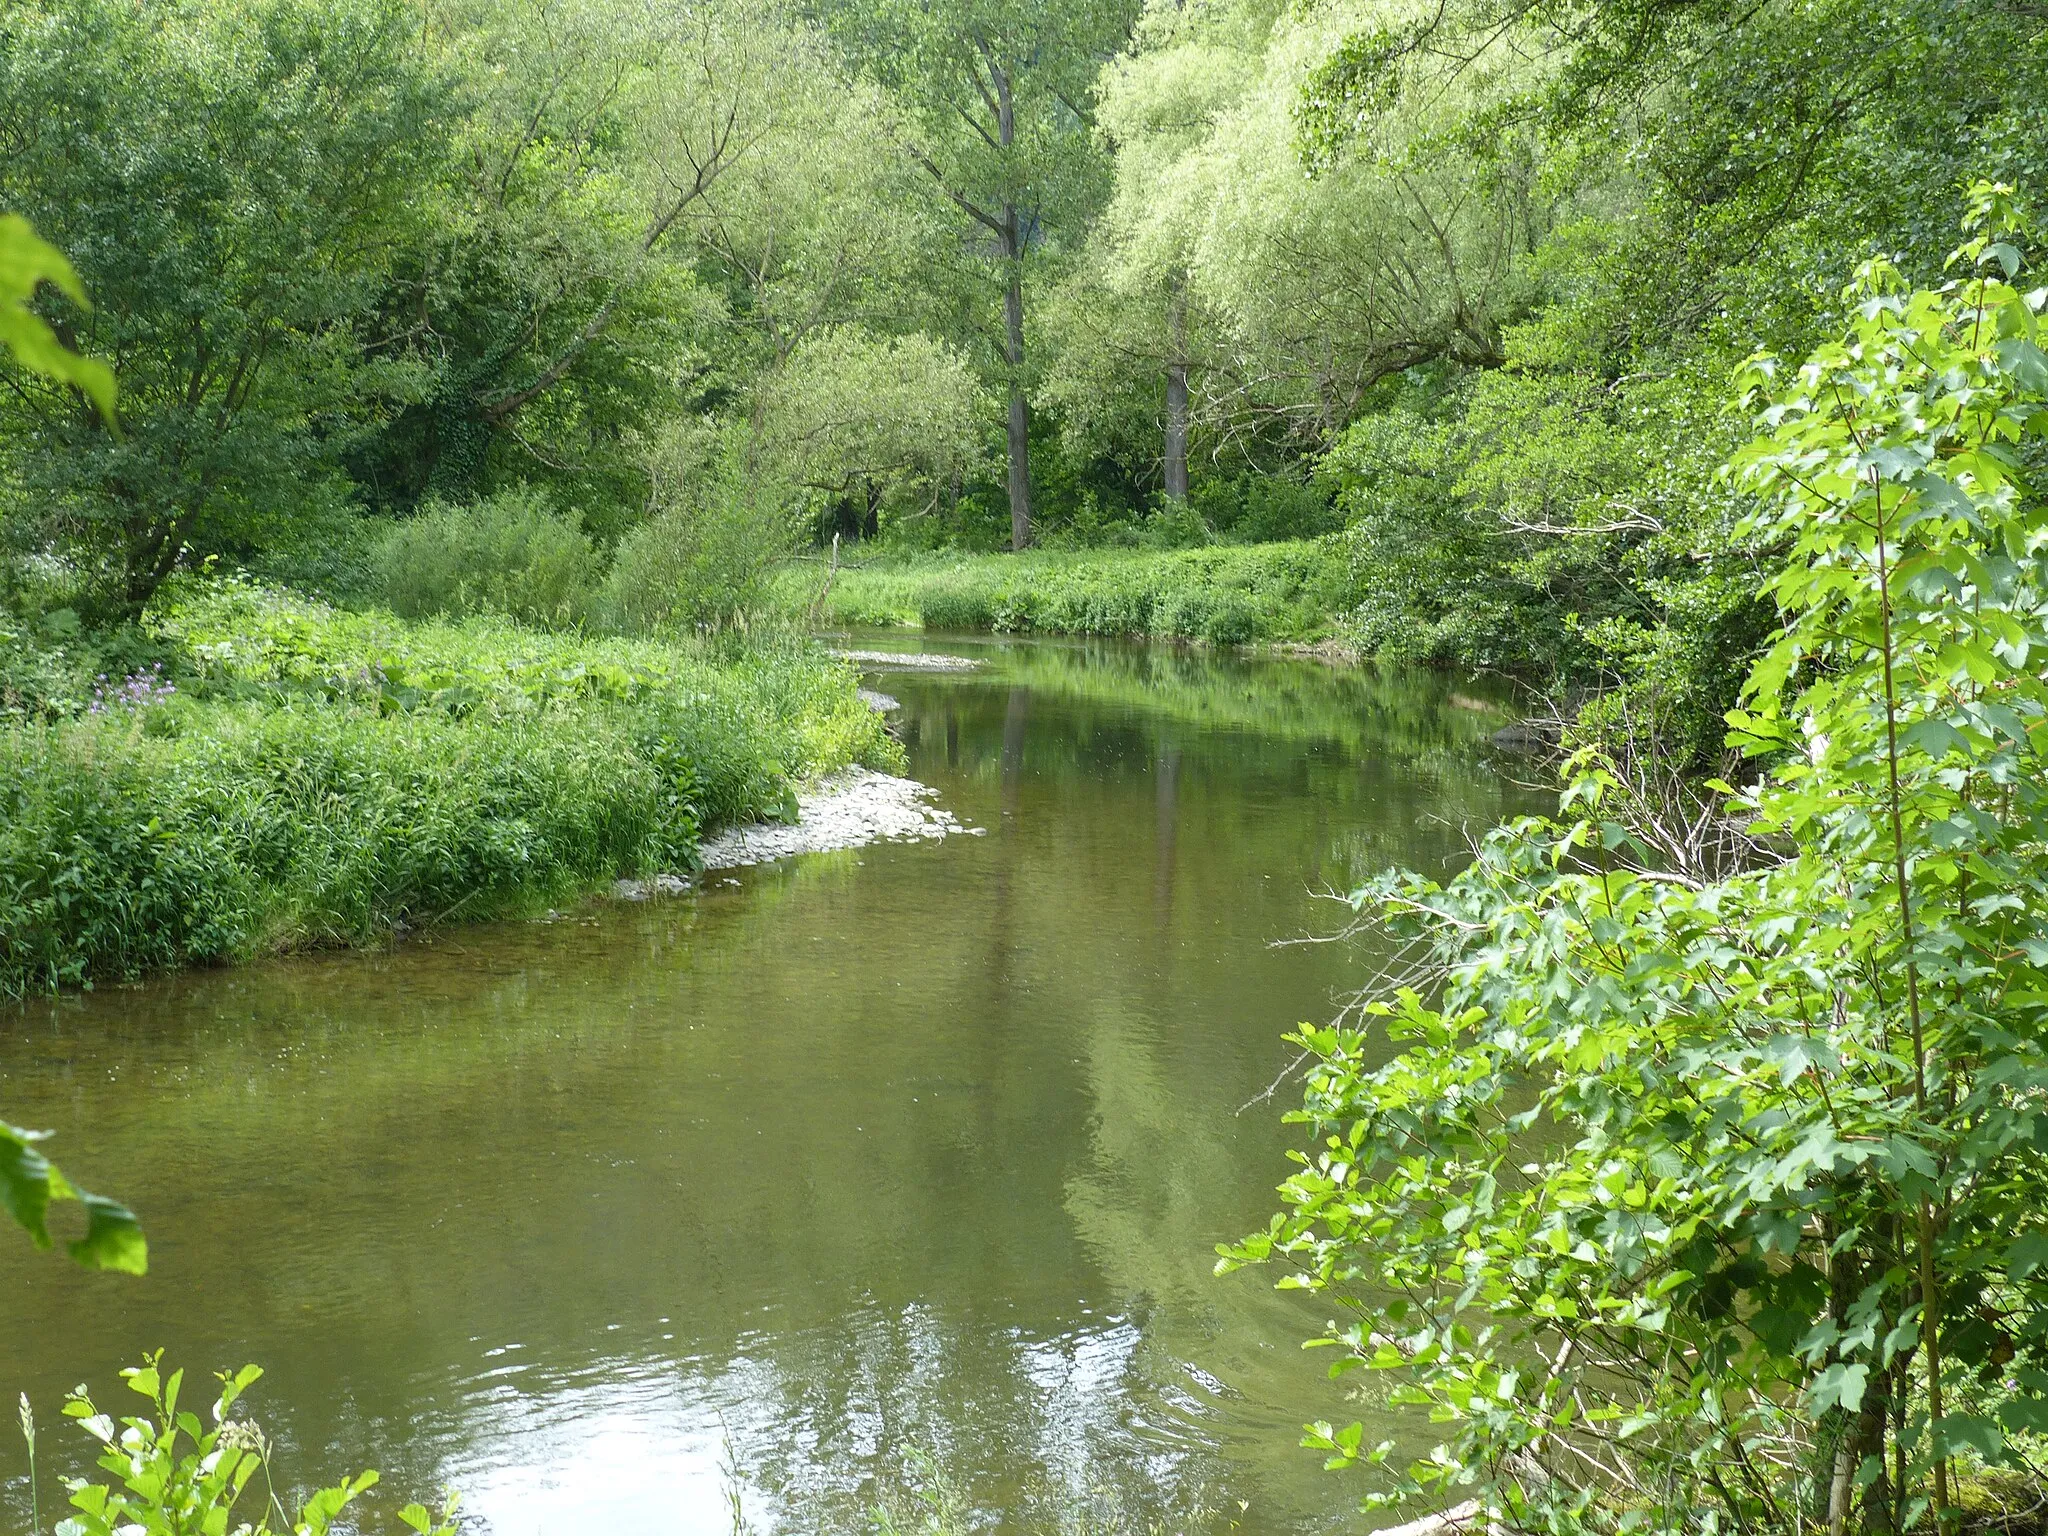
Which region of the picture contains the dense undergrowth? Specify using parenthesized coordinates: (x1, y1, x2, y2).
(775, 541, 1354, 645)
(0, 581, 897, 998)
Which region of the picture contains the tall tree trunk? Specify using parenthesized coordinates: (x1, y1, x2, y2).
(1163, 278, 1189, 505)
(1003, 268, 1032, 551)
(995, 65, 1032, 551)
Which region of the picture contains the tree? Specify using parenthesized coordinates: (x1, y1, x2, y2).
(756, 326, 990, 530)
(1049, 0, 1545, 495)
(1062, 1, 1251, 502)
(817, 0, 1138, 550)
(360, 0, 820, 516)
(682, 45, 939, 399)
(0, 0, 445, 617)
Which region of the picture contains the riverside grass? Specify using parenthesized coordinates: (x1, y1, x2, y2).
(0, 581, 900, 997)
(777, 540, 1354, 644)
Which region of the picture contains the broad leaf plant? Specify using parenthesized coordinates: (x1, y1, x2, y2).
(1225, 184, 2048, 1536)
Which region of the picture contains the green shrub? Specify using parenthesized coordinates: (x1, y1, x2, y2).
(1190, 474, 1339, 543)
(599, 454, 793, 633)
(916, 579, 996, 632)
(40, 1354, 457, 1536)
(375, 486, 597, 627)
(0, 611, 187, 724)
(1225, 193, 2048, 1536)
(1154, 580, 1266, 644)
(0, 700, 689, 992)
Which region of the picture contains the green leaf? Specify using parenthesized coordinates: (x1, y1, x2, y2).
(1809, 1362, 1869, 1414)
(0, 214, 117, 423)
(0, 1119, 145, 1274)
(2005, 1233, 2048, 1279)
(0, 1122, 56, 1249)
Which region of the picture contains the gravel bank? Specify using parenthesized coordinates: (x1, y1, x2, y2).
(613, 766, 982, 897)
(830, 648, 981, 671)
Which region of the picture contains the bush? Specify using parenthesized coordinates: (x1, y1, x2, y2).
(1190, 473, 1340, 543)
(1155, 588, 1259, 644)
(0, 696, 707, 992)
(38, 1354, 457, 1536)
(0, 610, 185, 724)
(599, 444, 794, 633)
(915, 578, 997, 632)
(375, 486, 597, 627)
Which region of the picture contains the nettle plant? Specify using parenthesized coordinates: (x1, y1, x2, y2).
(1223, 184, 2048, 1536)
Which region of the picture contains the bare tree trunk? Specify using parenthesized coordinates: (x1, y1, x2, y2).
(904, 49, 1035, 548)
(1163, 277, 1189, 505)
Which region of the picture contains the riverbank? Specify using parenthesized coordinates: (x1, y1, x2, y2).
(772, 541, 1355, 646)
(0, 580, 899, 997)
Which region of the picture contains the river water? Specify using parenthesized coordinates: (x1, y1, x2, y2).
(0, 636, 1543, 1535)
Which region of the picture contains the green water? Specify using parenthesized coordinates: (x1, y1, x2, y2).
(0, 637, 1542, 1535)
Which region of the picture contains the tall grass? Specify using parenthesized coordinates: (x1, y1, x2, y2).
(774, 542, 1354, 644)
(0, 581, 899, 996)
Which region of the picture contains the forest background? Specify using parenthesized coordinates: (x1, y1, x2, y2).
(3, 0, 2041, 758)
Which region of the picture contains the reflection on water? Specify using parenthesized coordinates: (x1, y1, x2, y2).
(0, 636, 1543, 1534)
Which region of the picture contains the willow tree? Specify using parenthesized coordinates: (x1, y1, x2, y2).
(1039, 3, 1255, 505)
(1040, 0, 1547, 514)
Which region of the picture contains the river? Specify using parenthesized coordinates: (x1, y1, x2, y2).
(0, 636, 1544, 1535)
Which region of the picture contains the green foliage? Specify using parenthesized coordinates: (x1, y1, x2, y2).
(1046, 0, 1545, 492)
(1225, 190, 2048, 1535)
(758, 327, 991, 509)
(0, 1119, 144, 1273)
(0, 214, 114, 420)
(0, 216, 142, 1276)
(783, 542, 1353, 643)
(1190, 475, 1338, 545)
(1253, 0, 2048, 699)
(375, 487, 597, 627)
(813, 0, 1141, 546)
(600, 440, 797, 633)
(50, 1354, 458, 1536)
(0, 581, 896, 996)
(0, 0, 446, 617)
(1322, 300, 1757, 684)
